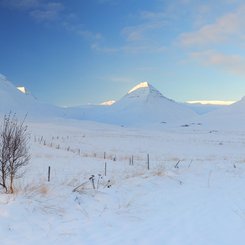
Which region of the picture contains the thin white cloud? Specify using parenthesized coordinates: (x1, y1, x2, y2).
(1, 0, 64, 22)
(122, 22, 166, 42)
(92, 8, 168, 54)
(175, 3, 245, 76)
(191, 50, 245, 75)
(63, 22, 102, 42)
(77, 30, 102, 41)
(97, 0, 120, 4)
(179, 5, 245, 46)
(0, 0, 103, 43)
(0, 0, 40, 9)
(91, 43, 118, 53)
(121, 10, 168, 42)
(91, 42, 166, 54)
(117, 0, 237, 53)
(122, 44, 166, 54)
(107, 76, 133, 84)
(30, 2, 64, 22)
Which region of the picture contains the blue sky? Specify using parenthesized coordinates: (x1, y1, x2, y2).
(0, 0, 245, 106)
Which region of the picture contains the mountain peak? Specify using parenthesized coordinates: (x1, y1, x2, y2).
(100, 100, 116, 106)
(124, 81, 168, 102)
(17, 86, 29, 94)
(128, 81, 151, 94)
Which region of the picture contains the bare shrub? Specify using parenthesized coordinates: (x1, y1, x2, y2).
(0, 113, 30, 193)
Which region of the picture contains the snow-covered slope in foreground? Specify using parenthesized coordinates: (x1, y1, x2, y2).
(1, 120, 245, 245)
(0, 74, 63, 119)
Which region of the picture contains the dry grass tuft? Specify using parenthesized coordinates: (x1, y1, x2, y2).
(152, 165, 166, 177)
(16, 181, 50, 197)
(38, 184, 49, 195)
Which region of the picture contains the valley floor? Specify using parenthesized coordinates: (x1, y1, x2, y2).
(1, 119, 245, 245)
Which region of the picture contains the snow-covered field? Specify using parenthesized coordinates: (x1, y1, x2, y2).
(1, 119, 245, 245)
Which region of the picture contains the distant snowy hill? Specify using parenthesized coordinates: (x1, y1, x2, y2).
(100, 100, 116, 106)
(184, 102, 227, 115)
(197, 96, 245, 129)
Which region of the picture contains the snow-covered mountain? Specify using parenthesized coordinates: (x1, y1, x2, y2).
(65, 82, 197, 126)
(106, 82, 197, 125)
(6, 74, 242, 128)
(0, 74, 34, 113)
(0, 74, 63, 119)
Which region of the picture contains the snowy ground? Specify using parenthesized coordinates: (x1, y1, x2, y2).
(1, 119, 245, 245)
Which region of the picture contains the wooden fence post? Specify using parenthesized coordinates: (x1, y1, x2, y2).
(48, 166, 51, 182)
(104, 162, 107, 176)
(147, 154, 150, 170)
